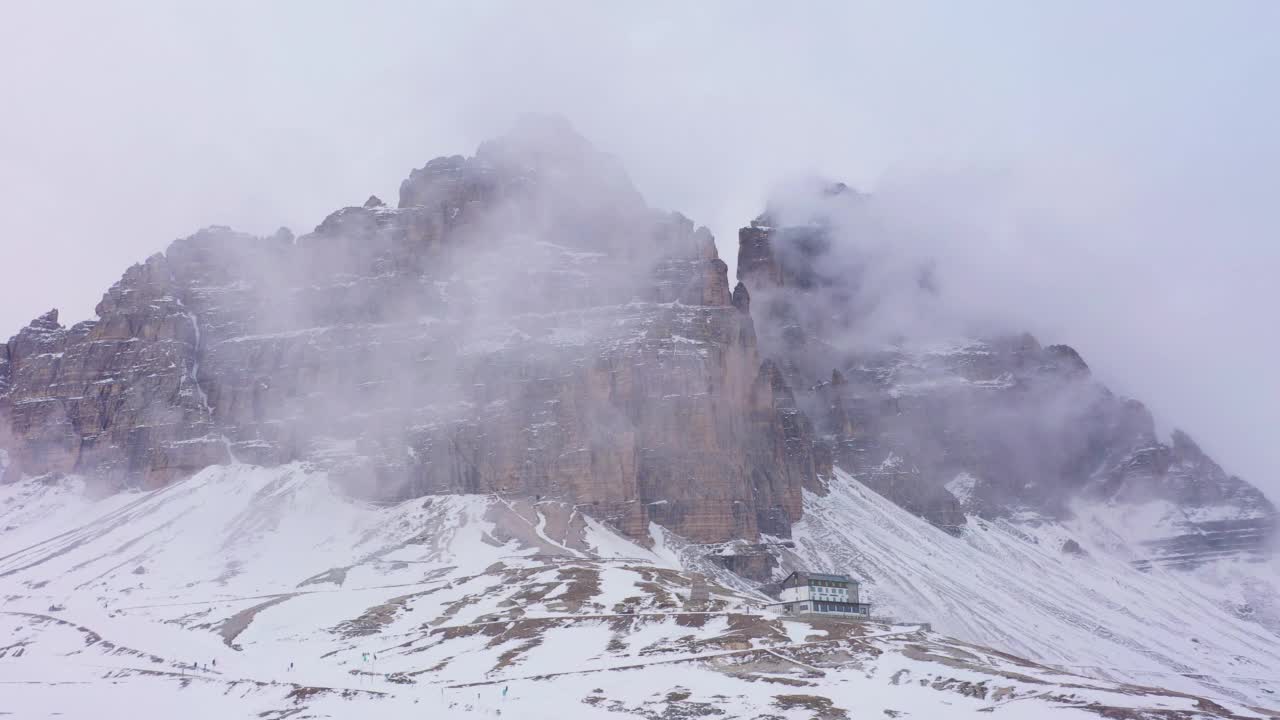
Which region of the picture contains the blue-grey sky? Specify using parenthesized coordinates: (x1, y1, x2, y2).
(1, 2, 1276, 495)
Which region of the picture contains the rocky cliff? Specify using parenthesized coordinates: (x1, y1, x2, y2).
(0, 117, 822, 544)
(735, 185, 1275, 566)
(0, 122, 1271, 571)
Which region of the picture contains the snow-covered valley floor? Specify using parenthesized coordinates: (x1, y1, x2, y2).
(2, 464, 1277, 718)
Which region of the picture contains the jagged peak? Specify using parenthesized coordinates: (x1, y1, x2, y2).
(752, 177, 867, 230)
(162, 225, 256, 254)
(311, 204, 383, 237)
(26, 309, 61, 332)
(694, 225, 718, 259)
(1170, 428, 1206, 459)
(756, 359, 798, 409)
(2, 308, 66, 363)
(984, 332, 1042, 355)
(1043, 343, 1091, 376)
(731, 281, 750, 314)
(93, 253, 180, 319)
(400, 116, 645, 216)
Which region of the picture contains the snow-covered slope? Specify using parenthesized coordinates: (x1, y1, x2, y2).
(4, 464, 1276, 718)
(782, 468, 1280, 707)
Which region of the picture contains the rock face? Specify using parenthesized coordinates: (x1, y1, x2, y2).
(0, 122, 1271, 569)
(0, 117, 821, 544)
(0, 292, 227, 491)
(735, 187, 1275, 563)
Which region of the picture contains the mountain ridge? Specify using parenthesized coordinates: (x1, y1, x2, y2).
(0, 118, 823, 547)
(733, 184, 1275, 569)
(0, 120, 1272, 565)
(1, 120, 1278, 716)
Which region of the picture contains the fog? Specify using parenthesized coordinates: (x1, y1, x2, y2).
(1, 1, 1276, 495)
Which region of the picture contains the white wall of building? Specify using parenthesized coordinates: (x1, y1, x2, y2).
(780, 578, 859, 605)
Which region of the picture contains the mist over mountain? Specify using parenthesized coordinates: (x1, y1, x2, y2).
(4, 3, 1279, 506)
(2, 116, 1279, 717)
(738, 179, 1275, 558)
(7, 115, 1267, 550)
(0, 117, 819, 547)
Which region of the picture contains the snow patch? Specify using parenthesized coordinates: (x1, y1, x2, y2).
(945, 472, 976, 506)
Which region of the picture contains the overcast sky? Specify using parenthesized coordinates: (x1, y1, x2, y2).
(1, 1, 1276, 496)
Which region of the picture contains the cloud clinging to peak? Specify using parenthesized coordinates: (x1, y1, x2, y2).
(1, 1, 1276, 495)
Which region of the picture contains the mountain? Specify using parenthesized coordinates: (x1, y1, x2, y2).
(1, 119, 1277, 716)
(735, 185, 1275, 568)
(0, 116, 821, 547)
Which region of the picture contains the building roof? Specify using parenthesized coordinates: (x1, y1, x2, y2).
(783, 570, 854, 584)
(808, 573, 852, 582)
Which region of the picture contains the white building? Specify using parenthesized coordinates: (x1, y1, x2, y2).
(773, 571, 870, 617)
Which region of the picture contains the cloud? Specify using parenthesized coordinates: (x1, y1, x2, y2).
(1, 1, 1276, 494)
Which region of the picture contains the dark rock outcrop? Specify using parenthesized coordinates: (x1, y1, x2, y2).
(706, 545, 779, 582)
(1061, 539, 1088, 557)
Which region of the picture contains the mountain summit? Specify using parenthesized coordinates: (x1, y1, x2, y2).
(0, 120, 819, 547)
(1, 122, 1277, 714)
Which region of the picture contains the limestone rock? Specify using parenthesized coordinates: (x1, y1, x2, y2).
(0, 123, 822, 545)
(0, 259, 228, 488)
(733, 188, 1276, 556)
